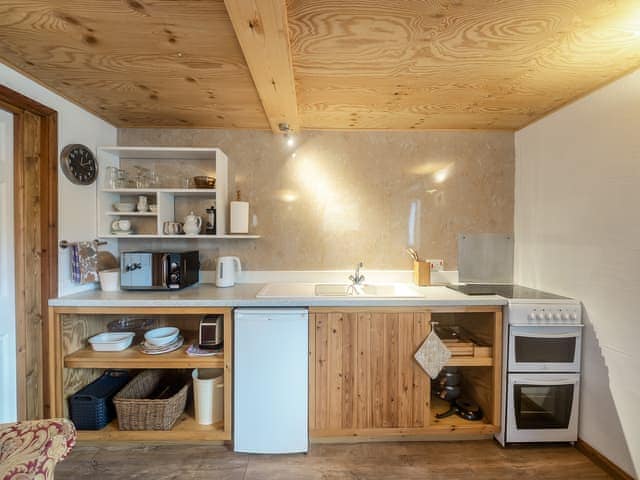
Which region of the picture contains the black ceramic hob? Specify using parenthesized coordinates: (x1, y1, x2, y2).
(446, 284, 568, 300)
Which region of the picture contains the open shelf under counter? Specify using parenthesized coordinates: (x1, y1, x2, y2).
(64, 343, 225, 369)
(77, 413, 229, 442)
(429, 397, 497, 434)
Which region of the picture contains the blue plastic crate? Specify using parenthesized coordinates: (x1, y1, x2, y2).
(69, 370, 132, 430)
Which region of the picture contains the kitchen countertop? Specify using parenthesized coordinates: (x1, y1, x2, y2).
(48, 284, 506, 307)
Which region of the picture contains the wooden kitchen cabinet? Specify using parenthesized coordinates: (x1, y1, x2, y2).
(48, 306, 233, 442)
(308, 307, 502, 440)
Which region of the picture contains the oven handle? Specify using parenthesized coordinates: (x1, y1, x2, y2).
(512, 330, 581, 339)
(512, 377, 579, 386)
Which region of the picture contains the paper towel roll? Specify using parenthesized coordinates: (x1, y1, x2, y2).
(230, 201, 249, 233)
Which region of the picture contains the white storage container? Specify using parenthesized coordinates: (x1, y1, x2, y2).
(99, 269, 120, 291)
(192, 368, 224, 425)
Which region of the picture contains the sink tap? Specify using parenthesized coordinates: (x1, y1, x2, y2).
(349, 262, 365, 285)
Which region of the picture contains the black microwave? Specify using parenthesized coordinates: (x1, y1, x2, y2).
(120, 251, 199, 290)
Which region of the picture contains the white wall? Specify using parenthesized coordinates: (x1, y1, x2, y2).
(515, 69, 640, 477)
(0, 63, 117, 296)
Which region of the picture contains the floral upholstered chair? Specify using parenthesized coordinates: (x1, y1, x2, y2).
(0, 418, 76, 480)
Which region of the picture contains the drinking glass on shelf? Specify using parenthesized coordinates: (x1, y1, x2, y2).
(106, 166, 126, 189)
(132, 165, 151, 188)
(182, 176, 192, 189)
(105, 166, 118, 189)
(147, 170, 160, 187)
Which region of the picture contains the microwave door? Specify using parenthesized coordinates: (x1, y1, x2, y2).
(151, 253, 169, 288)
(121, 253, 152, 289)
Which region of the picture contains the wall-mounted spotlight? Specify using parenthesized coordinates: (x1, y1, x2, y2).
(279, 122, 296, 148)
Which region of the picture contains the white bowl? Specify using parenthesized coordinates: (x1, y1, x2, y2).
(149, 205, 158, 213)
(89, 332, 135, 352)
(144, 327, 180, 346)
(114, 202, 135, 212)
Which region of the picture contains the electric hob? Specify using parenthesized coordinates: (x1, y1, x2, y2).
(446, 283, 569, 300)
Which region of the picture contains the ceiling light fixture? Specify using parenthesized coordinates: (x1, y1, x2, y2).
(279, 122, 296, 148)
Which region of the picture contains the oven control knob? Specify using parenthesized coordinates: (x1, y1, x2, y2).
(561, 312, 570, 321)
(544, 312, 553, 321)
(570, 312, 578, 321)
(528, 311, 537, 321)
(536, 312, 545, 321)
(553, 312, 562, 321)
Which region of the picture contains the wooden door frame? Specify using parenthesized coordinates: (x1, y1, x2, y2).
(0, 85, 58, 419)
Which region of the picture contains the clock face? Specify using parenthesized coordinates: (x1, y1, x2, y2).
(61, 144, 97, 185)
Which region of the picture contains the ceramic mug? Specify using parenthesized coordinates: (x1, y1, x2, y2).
(116, 220, 131, 232)
(163, 221, 184, 235)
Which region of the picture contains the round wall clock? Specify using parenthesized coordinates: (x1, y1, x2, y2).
(60, 144, 98, 185)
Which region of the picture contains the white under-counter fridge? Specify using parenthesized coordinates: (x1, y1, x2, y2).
(233, 308, 308, 453)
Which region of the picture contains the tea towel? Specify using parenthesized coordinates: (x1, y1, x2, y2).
(414, 328, 452, 379)
(71, 241, 99, 284)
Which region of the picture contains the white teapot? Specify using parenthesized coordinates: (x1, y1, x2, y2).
(183, 211, 202, 235)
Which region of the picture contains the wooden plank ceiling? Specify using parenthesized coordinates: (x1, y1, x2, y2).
(1, 0, 639, 131)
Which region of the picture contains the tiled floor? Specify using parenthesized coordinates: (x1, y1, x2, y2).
(55, 440, 612, 479)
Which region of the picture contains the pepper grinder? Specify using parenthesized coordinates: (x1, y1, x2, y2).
(205, 202, 216, 235)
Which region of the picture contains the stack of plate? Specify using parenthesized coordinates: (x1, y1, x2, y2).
(140, 327, 183, 355)
(140, 336, 184, 355)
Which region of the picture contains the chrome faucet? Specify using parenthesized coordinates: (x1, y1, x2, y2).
(349, 262, 365, 285)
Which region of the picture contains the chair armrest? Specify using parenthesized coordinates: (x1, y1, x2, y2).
(0, 418, 76, 480)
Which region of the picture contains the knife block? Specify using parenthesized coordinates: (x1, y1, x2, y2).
(413, 261, 431, 286)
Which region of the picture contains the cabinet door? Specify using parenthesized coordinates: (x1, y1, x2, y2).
(310, 310, 431, 434)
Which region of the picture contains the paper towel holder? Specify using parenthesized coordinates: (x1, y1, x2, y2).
(230, 190, 249, 234)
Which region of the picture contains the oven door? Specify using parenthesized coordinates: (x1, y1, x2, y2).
(508, 325, 582, 372)
(506, 373, 579, 443)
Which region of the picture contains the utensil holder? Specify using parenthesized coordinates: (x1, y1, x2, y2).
(413, 260, 431, 286)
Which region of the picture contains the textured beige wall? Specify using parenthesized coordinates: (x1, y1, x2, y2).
(118, 129, 514, 270)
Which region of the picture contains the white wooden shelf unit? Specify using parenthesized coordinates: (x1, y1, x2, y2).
(96, 146, 259, 239)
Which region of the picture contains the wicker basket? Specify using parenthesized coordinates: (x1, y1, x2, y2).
(113, 370, 189, 431)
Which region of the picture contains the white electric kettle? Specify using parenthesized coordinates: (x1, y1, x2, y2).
(216, 256, 241, 287)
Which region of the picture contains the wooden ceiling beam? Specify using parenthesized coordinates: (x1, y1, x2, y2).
(224, 0, 300, 134)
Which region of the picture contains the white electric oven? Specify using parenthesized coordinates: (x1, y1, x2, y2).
(506, 373, 580, 443)
(508, 325, 582, 372)
(489, 290, 582, 446)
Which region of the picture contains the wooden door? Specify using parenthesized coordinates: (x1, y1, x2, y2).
(0, 86, 58, 420)
(309, 309, 431, 435)
(16, 110, 44, 420)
